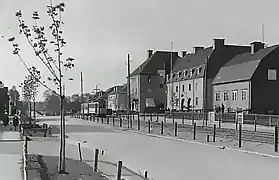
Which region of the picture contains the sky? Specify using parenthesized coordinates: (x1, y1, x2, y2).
(0, 0, 279, 101)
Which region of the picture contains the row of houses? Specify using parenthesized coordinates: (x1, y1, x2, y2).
(100, 38, 279, 115)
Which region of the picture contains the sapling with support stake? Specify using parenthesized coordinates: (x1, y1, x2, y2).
(8, 1, 75, 174)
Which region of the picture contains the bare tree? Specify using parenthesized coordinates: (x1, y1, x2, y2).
(20, 66, 41, 123)
(8, 1, 74, 173)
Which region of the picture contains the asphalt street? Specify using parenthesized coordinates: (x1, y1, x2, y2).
(37, 116, 279, 180)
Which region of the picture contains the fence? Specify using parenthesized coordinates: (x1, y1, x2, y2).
(74, 112, 279, 153)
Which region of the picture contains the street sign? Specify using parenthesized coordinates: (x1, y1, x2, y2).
(236, 112, 244, 124)
(208, 111, 215, 122)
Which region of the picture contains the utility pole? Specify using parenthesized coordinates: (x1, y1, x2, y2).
(127, 54, 131, 128)
(170, 41, 174, 115)
(93, 84, 101, 100)
(80, 72, 84, 117)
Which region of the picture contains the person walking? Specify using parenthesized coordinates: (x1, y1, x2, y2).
(13, 115, 19, 131)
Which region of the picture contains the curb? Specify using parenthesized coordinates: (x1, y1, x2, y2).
(126, 129, 279, 159)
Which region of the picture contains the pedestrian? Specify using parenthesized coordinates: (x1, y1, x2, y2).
(13, 115, 19, 131)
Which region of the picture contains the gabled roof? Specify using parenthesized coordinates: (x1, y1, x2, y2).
(107, 84, 128, 96)
(213, 45, 279, 85)
(131, 51, 180, 76)
(173, 47, 213, 73)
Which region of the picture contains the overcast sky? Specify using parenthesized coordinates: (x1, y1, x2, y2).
(0, 0, 278, 101)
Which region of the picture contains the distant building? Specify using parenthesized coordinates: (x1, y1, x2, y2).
(107, 84, 127, 112)
(166, 39, 250, 112)
(213, 42, 279, 114)
(130, 50, 180, 112)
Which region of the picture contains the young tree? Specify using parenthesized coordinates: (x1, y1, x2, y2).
(9, 1, 74, 173)
(20, 66, 41, 122)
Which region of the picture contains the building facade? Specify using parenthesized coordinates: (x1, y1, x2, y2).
(130, 50, 180, 112)
(107, 85, 127, 112)
(166, 39, 251, 112)
(213, 42, 279, 114)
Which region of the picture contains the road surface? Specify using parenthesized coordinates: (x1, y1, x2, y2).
(39, 116, 279, 180)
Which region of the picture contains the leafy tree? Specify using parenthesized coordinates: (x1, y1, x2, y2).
(19, 66, 41, 121)
(8, 1, 74, 173)
(43, 89, 60, 115)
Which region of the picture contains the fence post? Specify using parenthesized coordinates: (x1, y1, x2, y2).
(144, 170, 148, 179)
(164, 113, 166, 123)
(94, 149, 99, 172)
(143, 112, 145, 121)
(161, 121, 164, 135)
(218, 115, 221, 129)
(254, 115, 257, 132)
(193, 123, 196, 140)
(107, 116, 109, 124)
(113, 116, 115, 126)
(150, 113, 152, 122)
(206, 134, 210, 142)
(148, 120, 151, 133)
(120, 116, 122, 127)
(137, 114, 140, 130)
(275, 125, 278, 152)
(156, 113, 159, 122)
(174, 122, 178, 137)
(213, 124, 216, 142)
(182, 115, 184, 125)
(116, 161, 123, 180)
(78, 143, 83, 161)
(238, 124, 242, 148)
(101, 117, 104, 124)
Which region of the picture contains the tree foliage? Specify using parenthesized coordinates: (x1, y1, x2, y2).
(20, 66, 41, 102)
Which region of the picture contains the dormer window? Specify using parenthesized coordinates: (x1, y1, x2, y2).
(178, 72, 182, 77)
(192, 69, 195, 76)
(184, 70, 188, 77)
(198, 67, 202, 74)
(173, 74, 175, 79)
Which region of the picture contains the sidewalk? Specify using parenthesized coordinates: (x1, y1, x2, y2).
(0, 129, 22, 180)
(27, 136, 146, 180)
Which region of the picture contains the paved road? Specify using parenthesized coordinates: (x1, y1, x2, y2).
(38, 116, 279, 180)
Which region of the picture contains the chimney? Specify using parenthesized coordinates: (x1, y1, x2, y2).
(251, 41, 264, 54)
(181, 51, 187, 57)
(193, 47, 204, 54)
(213, 38, 225, 50)
(147, 49, 153, 58)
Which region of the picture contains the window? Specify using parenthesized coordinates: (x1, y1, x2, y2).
(192, 69, 195, 76)
(198, 67, 202, 74)
(182, 85, 185, 92)
(232, 90, 238, 101)
(135, 88, 137, 95)
(189, 84, 191, 91)
(179, 72, 182, 77)
(268, 69, 277, 80)
(215, 92, 220, 101)
(223, 91, 229, 101)
(176, 86, 178, 92)
(185, 70, 188, 77)
(196, 83, 198, 90)
(241, 89, 248, 100)
(195, 97, 198, 105)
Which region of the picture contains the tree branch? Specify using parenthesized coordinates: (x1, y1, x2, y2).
(16, 53, 59, 96)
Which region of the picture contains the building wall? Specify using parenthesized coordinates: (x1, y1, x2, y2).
(107, 93, 128, 111)
(167, 77, 204, 111)
(139, 74, 166, 112)
(252, 48, 279, 114)
(213, 81, 250, 112)
(130, 75, 140, 111)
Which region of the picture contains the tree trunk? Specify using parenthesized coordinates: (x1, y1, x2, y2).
(29, 101, 32, 124)
(33, 100, 36, 121)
